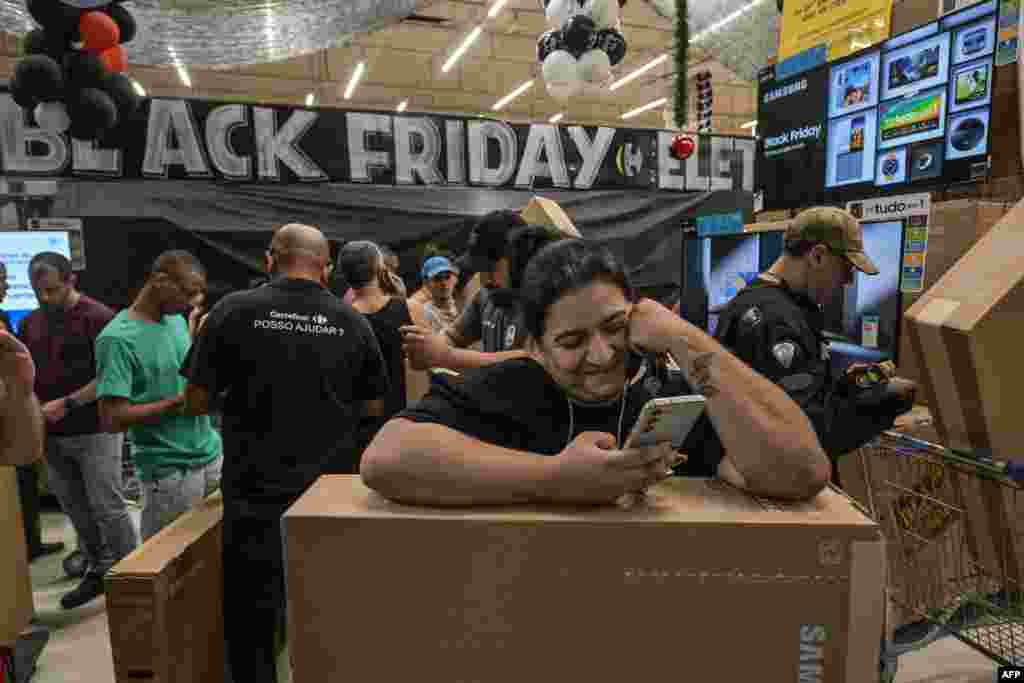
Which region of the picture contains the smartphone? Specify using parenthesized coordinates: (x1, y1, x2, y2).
(624, 395, 707, 449)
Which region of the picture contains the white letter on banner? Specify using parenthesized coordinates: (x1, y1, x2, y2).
(347, 113, 393, 183)
(657, 131, 684, 191)
(515, 124, 570, 189)
(143, 99, 211, 178)
(568, 126, 615, 190)
(206, 105, 252, 181)
(253, 107, 326, 182)
(467, 120, 517, 187)
(0, 94, 68, 175)
(72, 139, 121, 176)
(446, 119, 466, 185)
(394, 117, 443, 186)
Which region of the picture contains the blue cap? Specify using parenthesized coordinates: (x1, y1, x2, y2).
(422, 256, 456, 280)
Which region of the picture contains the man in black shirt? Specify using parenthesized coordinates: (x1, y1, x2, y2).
(182, 223, 389, 683)
(714, 207, 916, 470)
(402, 211, 562, 371)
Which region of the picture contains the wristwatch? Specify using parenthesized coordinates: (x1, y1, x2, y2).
(64, 396, 81, 413)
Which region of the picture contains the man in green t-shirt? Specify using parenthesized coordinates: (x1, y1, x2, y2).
(96, 251, 222, 541)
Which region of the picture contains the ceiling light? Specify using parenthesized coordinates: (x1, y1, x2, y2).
(132, 80, 146, 97)
(305, 93, 315, 106)
(549, 113, 564, 124)
(741, 120, 757, 129)
(492, 80, 533, 111)
(175, 64, 192, 88)
(621, 97, 668, 120)
(692, 0, 769, 43)
(487, 0, 509, 19)
(442, 26, 483, 73)
(397, 100, 408, 112)
(609, 53, 669, 91)
(344, 61, 365, 100)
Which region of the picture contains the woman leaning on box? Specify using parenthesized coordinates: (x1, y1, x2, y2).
(361, 239, 831, 507)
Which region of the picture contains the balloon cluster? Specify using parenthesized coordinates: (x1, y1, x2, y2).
(538, 0, 628, 102)
(11, 0, 141, 143)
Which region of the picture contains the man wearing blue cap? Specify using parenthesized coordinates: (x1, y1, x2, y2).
(420, 256, 459, 334)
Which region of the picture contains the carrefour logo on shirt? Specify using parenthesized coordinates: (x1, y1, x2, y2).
(254, 310, 343, 336)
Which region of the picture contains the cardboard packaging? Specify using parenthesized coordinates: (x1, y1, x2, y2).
(520, 196, 582, 237)
(105, 493, 225, 683)
(284, 476, 886, 683)
(891, 0, 939, 35)
(904, 197, 1024, 460)
(0, 467, 33, 650)
(898, 200, 1007, 395)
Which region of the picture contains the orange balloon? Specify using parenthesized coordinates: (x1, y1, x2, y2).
(80, 11, 121, 51)
(98, 45, 127, 74)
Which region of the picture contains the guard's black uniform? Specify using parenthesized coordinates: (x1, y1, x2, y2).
(182, 277, 389, 683)
(715, 276, 913, 467)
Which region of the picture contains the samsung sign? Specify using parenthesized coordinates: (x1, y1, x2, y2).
(762, 78, 808, 105)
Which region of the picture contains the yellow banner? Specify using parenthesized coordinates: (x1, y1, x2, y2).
(779, 0, 895, 62)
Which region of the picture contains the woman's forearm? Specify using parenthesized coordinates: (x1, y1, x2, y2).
(361, 418, 556, 506)
(667, 321, 830, 499)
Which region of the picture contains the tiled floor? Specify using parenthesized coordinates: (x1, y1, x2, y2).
(21, 509, 1001, 683)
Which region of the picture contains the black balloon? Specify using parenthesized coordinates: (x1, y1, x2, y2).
(15, 55, 65, 102)
(65, 50, 107, 89)
(27, 0, 81, 40)
(537, 30, 565, 63)
(562, 14, 597, 58)
(10, 75, 39, 109)
(595, 28, 627, 66)
(105, 3, 136, 43)
(68, 87, 118, 140)
(101, 72, 141, 118)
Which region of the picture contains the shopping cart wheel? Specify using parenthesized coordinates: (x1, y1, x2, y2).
(880, 652, 898, 683)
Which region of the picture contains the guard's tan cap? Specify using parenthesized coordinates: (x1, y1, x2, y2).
(785, 206, 879, 275)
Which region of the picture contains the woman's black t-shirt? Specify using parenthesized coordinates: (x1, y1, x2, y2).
(398, 356, 725, 477)
(364, 297, 413, 419)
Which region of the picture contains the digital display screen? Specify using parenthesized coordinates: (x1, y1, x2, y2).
(0, 231, 72, 333)
(756, 0, 996, 210)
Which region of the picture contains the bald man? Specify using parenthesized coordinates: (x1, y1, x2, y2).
(181, 224, 389, 683)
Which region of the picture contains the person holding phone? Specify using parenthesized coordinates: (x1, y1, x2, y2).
(362, 239, 830, 506)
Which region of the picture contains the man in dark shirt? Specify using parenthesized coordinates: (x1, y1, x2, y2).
(714, 207, 916, 472)
(402, 212, 563, 371)
(21, 252, 138, 609)
(182, 223, 390, 683)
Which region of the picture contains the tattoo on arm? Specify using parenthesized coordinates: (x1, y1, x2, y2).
(690, 352, 719, 398)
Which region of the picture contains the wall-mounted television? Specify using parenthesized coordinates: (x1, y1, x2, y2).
(756, 0, 998, 210)
(0, 230, 72, 332)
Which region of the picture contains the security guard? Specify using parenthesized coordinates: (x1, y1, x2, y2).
(181, 224, 389, 683)
(714, 207, 917, 475)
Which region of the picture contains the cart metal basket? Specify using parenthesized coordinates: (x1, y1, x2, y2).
(847, 429, 1024, 671)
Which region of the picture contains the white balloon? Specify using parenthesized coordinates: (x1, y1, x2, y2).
(34, 102, 70, 134)
(542, 50, 578, 85)
(588, 0, 620, 30)
(577, 49, 612, 85)
(544, 0, 576, 31)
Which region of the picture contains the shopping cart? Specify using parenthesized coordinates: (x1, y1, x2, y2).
(843, 428, 1024, 680)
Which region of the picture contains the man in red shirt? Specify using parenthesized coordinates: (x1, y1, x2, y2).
(21, 252, 138, 609)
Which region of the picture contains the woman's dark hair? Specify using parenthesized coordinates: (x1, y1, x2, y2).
(506, 225, 563, 291)
(337, 241, 382, 289)
(520, 239, 635, 340)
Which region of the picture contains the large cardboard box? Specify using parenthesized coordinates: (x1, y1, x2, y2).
(284, 476, 886, 683)
(904, 197, 1024, 460)
(519, 196, 582, 237)
(898, 200, 1008, 395)
(0, 467, 33, 650)
(105, 494, 225, 683)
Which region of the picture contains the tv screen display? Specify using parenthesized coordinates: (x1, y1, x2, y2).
(877, 87, 947, 149)
(704, 233, 761, 312)
(0, 231, 72, 333)
(755, 0, 995, 210)
(881, 33, 951, 101)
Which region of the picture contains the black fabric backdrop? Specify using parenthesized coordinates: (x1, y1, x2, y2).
(55, 181, 752, 309)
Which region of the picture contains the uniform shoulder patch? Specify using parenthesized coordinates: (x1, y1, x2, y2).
(740, 306, 764, 330)
(772, 340, 799, 369)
